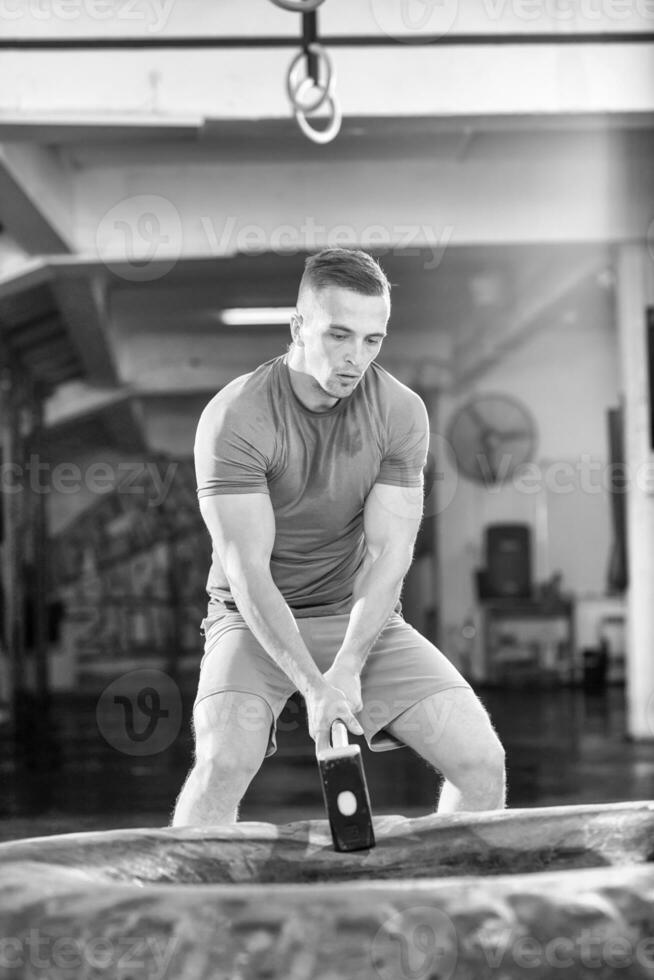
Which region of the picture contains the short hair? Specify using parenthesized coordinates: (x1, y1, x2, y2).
(298, 248, 391, 306)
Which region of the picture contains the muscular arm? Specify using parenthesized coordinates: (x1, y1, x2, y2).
(199, 493, 325, 696)
(330, 481, 424, 675)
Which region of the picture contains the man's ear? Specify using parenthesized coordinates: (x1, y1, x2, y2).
(290, 312, 304, 346)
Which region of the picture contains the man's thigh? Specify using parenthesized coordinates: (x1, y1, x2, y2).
(193, 691, 273, 770)
(385, 686, 502, 776)
(357, 613, 472, 752)
(194, 607, 296, 758)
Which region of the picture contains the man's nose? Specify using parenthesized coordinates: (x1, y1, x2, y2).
(345, 342, 365, 367)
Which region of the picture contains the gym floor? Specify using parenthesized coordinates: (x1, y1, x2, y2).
(1, 684, 652, 845)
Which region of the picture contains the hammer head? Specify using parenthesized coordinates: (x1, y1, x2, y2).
(316, 721, 376, 852)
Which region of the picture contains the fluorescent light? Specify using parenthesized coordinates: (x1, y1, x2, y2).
(218, 307, 295, 326)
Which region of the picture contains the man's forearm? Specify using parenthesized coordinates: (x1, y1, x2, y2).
(228, 567, 324, 695)
(332, 551, 409, 674)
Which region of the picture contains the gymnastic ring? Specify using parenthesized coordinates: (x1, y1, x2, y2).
(269, 0, 325, 11)
(294, 79, 342, 145)
(286, 43, 334, 115)
(286, 44, 333, 115)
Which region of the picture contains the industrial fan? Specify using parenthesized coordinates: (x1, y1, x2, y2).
(446, 393, 538, 485)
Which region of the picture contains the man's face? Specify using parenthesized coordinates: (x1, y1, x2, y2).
(293, 285, 389, 398)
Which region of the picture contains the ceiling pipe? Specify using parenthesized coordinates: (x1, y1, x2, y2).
(2, 32, 654, 50)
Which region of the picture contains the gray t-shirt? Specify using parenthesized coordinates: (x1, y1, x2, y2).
(194, 354, 429, 617)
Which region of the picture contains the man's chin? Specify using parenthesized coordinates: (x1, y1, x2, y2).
(318, 379, 341, 397)
(316, 372, 358, 398)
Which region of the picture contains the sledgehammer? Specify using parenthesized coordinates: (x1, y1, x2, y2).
(316, 719, 376, 852)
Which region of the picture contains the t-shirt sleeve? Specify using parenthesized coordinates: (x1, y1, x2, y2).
(376, 390, 430, 488)
(194, 397, 271, 497)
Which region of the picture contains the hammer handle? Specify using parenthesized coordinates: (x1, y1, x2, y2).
(331, 719, 348, 748)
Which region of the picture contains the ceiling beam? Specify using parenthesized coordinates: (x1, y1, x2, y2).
(0, 143, 74, 253)
(107, 280, 295, 323)
(0, 114, 202, 144)
(100, 398, 147, 455)
(0, 258, 51, 298)
(51, 274, 119, 385)
(3, 45, 654, 124)
(0, 262, 117, 392)
(46, 394, 146, 455)
(46, 385, 130, 428)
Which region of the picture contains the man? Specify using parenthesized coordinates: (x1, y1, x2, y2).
(173, 248, 505, 826)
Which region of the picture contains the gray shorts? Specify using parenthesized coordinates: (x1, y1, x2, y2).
(194, 603, 471, 757)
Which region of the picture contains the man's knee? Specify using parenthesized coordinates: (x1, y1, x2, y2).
(192, 751, 262, 791)
(478, 733, 506, 779)
(451, 730, 506, 785)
